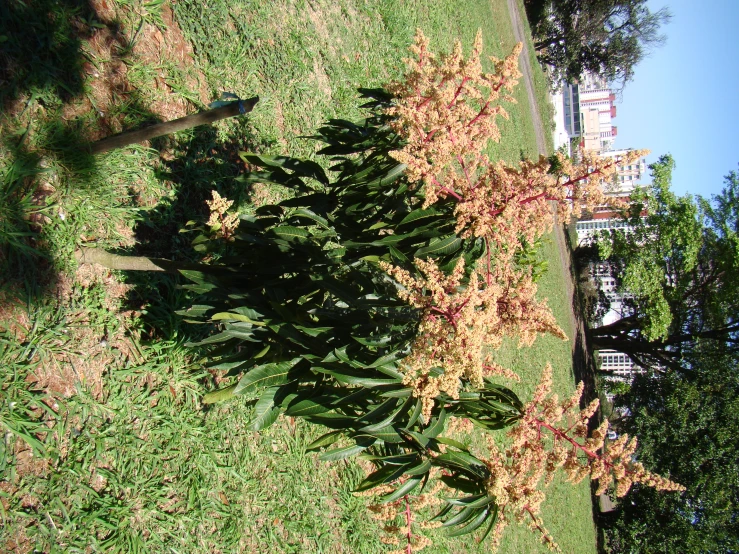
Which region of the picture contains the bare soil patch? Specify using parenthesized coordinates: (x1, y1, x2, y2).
(61, 0, 209, 139)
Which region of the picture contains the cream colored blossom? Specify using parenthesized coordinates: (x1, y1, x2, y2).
(477, 365, 684, 551)
(206, 190, 240, 240)
(381, 258, 565, 421)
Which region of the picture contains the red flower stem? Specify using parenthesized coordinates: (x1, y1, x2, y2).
(533, 418, 599, 459)
(525, 506, 547, 537)
(431, 176, 463, 201)
(467, 77, 507, 127)
(467, 104, 489, 127)
(424, 129, 438, 143)
(440, 187, 462, 200)
(455, 153, 473, 189)
(452, 298, 470, 317)
(447, 77, 469, 109)
(416, 96, 432, 110)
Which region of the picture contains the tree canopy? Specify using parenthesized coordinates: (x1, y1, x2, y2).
(532, 0, 671, 84)
(604, 345, 739, 553)
(587, 156, 739, 373)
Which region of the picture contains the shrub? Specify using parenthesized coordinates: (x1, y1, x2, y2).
(82, 30, 679, 552)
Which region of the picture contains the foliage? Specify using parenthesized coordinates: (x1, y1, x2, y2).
(532, 0, 671, 85)
(588, 157, 739, 373)
(159, 32, 677, 550)
(604, 345, 739, 553)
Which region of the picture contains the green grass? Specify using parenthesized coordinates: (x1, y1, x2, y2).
(0, 0, 595, 552)
(514, 0, 556, 154)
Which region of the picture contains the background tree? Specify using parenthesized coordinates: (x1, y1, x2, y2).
(603, 345, 739, 553)
(586, 157, 739, 373)
(531, 0, 671, 84)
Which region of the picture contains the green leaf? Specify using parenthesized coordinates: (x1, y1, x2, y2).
(406, 398, 423, 427)
(404, 458, 432, 476)
(361, 396, 414, 432)
(362, 452, 419, 465)
(358, 398, 400, 424)
(362, 426, 404, 443)
(446, 494, 494, 509)
(289, 207, 331, 228)
(380, 388, 413, 398)
(314, 367, 398, 387)
(398, 208, 441, 226)
(375, 163, 407, 186)
(424, 409, 448, 438)
(382, 477, 421, 503)
(479, 505, 499, 542)
(436, 436, 469, 452)
(306, 430, 343, 451)
(442, 506, 477, 528)
(447, 508, 490, 537)
(211, 312, 266, 326)
(234, 359, 301, 396)
(436, 452, 489, 478)
(388, 245, 410, 264)
(202, 384, 237, 404)
(175, 304, 214, 318)
(439, 475, 481, 495)
(249, 387, 281, 430)
(284, 396, 335, 417)
(415, 236, 462, 258)
(186, 330, 237, 347)
(293, 325, 333, 338)
(374, 365, 404, 380)
(369, 351, 403, 368)
(354, 464, 408, 492)
(240, 153, 329, 185)
(319, 441, 373, 462)
(270, 226, 311, 241)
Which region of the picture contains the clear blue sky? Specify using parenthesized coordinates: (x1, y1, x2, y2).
(614, 0, 739, 199)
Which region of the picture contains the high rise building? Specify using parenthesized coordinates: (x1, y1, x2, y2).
(561, 72, 619, 154)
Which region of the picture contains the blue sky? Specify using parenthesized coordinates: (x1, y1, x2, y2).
(614, 0, 739, 199)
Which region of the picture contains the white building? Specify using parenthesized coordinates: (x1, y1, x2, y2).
(561, 72, 619, 154)
(599, 149, 647, 193)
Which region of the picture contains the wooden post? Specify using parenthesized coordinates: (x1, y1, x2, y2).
(89, 96, 259, 155)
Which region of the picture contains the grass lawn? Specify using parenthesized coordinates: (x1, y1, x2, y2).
(0, 0, 596, 552)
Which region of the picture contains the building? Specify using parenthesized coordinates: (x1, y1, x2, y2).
(600, 149, 647, 195)
(561, 73, 619, 154)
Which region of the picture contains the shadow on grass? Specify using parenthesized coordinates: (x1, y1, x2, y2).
(0, 0, 218, 308)
(521, 0, 549, 33)
(121, 118, 262, 339)
(0, 0, 144, 300)
(0, 0, 99, 111)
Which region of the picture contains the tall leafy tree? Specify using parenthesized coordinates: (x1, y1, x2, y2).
(587, 157, 739, 373)
(604, 345, 739, 553)
(533, 0, 671, 84)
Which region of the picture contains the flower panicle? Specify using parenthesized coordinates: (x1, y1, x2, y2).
(363, 473, 445, 553)
(380, 258, 566, 421)
(476, 365, 684, 550)
(385, 31, 649, 259)
(206, 190, 240, 240)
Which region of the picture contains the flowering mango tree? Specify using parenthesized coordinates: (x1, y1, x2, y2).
(81, 31, 680, 551)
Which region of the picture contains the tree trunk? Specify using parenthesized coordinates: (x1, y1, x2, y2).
(75, 247, 197, 273)
(88, 97, 259, 154)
